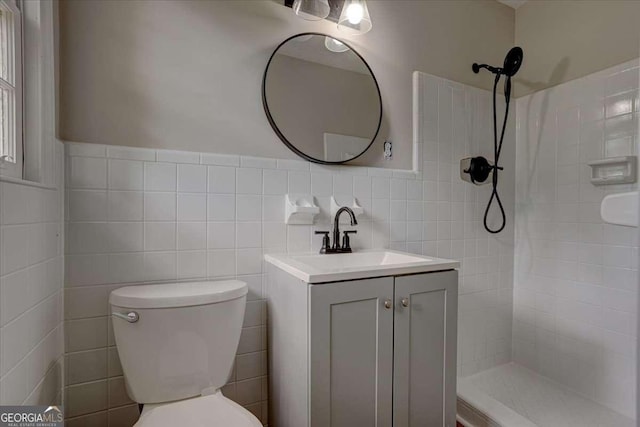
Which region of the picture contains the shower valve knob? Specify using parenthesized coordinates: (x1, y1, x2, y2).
(460, 156, 493, 185)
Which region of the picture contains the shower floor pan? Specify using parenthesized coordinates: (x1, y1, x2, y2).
(457, 363, 634, 427)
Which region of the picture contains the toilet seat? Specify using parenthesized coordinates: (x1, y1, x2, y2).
(134, 391, 262, 427)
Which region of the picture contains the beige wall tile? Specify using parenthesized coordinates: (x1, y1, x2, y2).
(66, 411, 108, 427)
(108, 405, 139, 427)
(65, 317, 108, 352)
(66, 349, 108, 385)
(108, 377, 134, 408)
(65, 380, 108, 418)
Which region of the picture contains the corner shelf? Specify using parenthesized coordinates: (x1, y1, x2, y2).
(601, 191, 638, 227)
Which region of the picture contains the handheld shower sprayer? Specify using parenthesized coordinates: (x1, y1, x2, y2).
(462, 47, 523, 234)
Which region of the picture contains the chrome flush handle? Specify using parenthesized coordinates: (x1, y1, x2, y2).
(112, 311, 139, 323)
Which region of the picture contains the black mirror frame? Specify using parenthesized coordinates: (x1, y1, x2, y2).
(261, 32, 383, 165)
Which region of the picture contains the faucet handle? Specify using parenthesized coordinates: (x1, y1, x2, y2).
(315, 231, 330, 254)
(341, 230, 357, 252)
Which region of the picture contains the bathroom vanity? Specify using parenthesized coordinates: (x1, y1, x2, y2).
(265, 250, 460, 427)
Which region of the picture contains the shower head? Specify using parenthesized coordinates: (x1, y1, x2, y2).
(502, 46, 523, 77)
(472, 46, 523, 77)
(467, 47, 522, 234)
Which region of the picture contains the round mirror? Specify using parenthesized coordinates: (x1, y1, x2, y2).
(262, 33, 382, 164)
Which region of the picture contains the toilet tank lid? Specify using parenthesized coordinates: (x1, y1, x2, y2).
(109, 280, 247, 309)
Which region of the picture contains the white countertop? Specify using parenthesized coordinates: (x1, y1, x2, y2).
(264, 249, 460, 283)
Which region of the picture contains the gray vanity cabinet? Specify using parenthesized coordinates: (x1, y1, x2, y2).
(392, 271, 458, 427)
(267, 266, 458, 427)
(309, 277, 394, 427)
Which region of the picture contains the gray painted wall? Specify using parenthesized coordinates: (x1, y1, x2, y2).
(58, 0, 515, 170)
(514, 0, 640, 97)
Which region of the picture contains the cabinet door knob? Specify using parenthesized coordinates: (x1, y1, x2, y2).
(401, 298, 409, 307)
(384, 299, 392, 309)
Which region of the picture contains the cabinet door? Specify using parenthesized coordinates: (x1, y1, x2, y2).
(393, 271, 458, 427)
(309, 277, 394, 427)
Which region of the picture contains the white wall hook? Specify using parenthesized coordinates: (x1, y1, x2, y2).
(330, 196, 364, 223)
(285, 194, 320, 225)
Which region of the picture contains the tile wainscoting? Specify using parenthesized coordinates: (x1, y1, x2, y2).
(62, 71, 515, 425)
(0, 142, 65, 408)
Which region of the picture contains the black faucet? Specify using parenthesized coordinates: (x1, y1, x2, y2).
(315, 207, 358, 254)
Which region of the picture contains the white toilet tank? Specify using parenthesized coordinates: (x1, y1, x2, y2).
(109, 280, 247, 404)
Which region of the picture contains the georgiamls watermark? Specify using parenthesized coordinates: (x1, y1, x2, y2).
(0, 406, 63, 427)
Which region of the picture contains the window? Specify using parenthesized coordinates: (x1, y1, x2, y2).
(0, 0, 22, 178)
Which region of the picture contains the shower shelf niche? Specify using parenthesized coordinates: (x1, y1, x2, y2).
(588, 156, 637, 186)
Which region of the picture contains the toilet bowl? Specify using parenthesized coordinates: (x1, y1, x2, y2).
(109, 280, 262, 427)
(136, 391, 261, 427)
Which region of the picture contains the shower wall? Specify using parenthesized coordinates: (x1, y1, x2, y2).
(415, 72, 516, 378)
(513, 59, 639, 418)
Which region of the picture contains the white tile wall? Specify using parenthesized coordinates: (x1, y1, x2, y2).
(63, 72, 515, 425)
(514, 59, 640, 419)
(0, 142, 65, 407)
(415, 72, 516, 378)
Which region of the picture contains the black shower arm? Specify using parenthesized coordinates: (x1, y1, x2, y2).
(472, 63, 502, 75)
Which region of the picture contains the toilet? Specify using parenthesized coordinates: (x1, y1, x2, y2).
(109, 280, 263, 427)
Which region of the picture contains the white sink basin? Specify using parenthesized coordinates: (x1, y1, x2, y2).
(264, 250, 459, 283)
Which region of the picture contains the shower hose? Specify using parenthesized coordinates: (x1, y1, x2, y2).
(483, 73, 512, 234)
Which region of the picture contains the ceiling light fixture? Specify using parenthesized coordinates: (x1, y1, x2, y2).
(337, 0, 372, 35)
(292, 0, 330, 21)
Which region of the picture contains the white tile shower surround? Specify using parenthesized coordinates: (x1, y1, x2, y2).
(0, 142, 65, 407)
(514, 58, 640, 420)
(62, 71, 515, 425)
(461, 363, 634, 427)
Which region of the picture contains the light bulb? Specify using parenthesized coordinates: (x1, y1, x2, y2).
(346, 3, 364, 24)
(338, 0, 372, 35)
